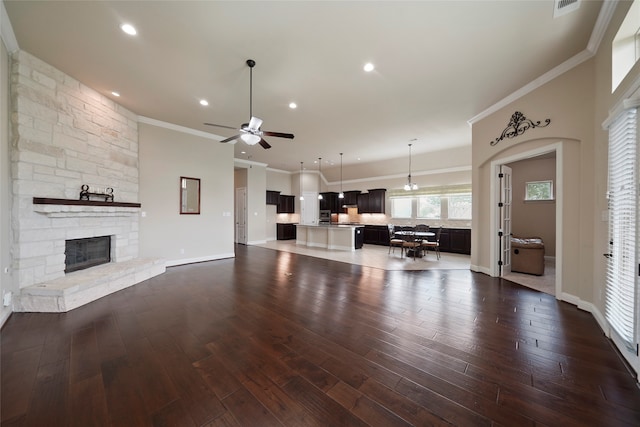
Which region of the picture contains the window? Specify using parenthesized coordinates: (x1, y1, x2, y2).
(525, 180, 553, 201)
(448, 194, 472, 219)
(605, 107, 639, 372)
(612, 1, 640, 91)
(417, 195, 441, 219)
(389, 185, 471, 221)
(391, 198, 412, 218)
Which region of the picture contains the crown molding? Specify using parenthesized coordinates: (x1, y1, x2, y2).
(0, 1, 19, 53)
(138, 116, 221, 141)
(234, 158, 268, 168)
(468, 1, 618, 126)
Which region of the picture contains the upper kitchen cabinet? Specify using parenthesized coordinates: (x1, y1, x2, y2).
(266, 190, 280, 205)
(277, 195, 295, 213)
(342, 191, 360, 207)
(320, 192, 340, 213)
(358, 189, 386, 213)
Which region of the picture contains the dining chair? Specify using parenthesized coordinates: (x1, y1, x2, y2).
(422, 226, 442, 259)
(388, 225, 404, 255)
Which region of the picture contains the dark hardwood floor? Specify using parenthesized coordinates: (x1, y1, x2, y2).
(2, 245, 640, 426)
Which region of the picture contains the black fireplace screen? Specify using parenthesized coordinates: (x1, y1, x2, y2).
(65, 236, 111, 273)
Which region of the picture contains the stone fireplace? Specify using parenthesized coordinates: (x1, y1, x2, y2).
(10, 50, 165, 312)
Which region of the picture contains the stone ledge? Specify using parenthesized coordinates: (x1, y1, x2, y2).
(15, 258, 165, 313)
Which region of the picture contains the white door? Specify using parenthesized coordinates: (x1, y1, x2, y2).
(235, 187, 247, 245)
(301, 192, 318, 225)
(498, 165, 512, 276)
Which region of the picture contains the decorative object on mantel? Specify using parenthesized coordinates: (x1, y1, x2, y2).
(79, 184, 114, 202)
(490, 111, 551, 146)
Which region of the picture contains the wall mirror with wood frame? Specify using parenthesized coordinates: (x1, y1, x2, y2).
(180, 176, 201, 214)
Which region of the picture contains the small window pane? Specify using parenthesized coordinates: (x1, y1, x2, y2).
(392, 198, 412, 218)
(448, 194, 472, 219)
(525, 181, 553, 200)
(417, 196, 441, 219)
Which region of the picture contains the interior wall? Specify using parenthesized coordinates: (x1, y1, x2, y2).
(139, 122, 235, 265)
(471, 56, 595, 304)
(0, 36, 12, 325)
(507, 155, 556, 256)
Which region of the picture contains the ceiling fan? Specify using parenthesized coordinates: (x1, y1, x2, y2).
(204, 59, 294, 149)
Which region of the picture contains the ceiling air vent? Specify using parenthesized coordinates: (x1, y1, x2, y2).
(554, 0, 580, 18)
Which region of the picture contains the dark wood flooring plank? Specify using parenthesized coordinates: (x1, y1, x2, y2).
(68, 374, 110, 427)
(24, 358, 70, 427)
(221, 387, 283, 427)
(0, 346, 42, 422)
(69, 326, 101, 384)
(101, 355, 150, 427)
(150, 399, 197, 427)
(282, 376, 369, 427)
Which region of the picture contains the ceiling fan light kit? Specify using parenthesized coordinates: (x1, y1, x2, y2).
(204, 59, 294, 150)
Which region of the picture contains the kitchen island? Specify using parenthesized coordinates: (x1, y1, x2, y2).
(296, 224, 364, 251)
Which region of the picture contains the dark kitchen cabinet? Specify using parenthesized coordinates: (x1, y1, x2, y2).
(363, 225, 390, 246)
(319, 192, 340, 213)
(277, 223, 297, 240)
(342, 191, 360, 207)
(358, 189, 385, 214)
(435, 228, 471, 255)
(277, 195, 295, 213)
(357, 192, 369, 213)
(266, 190, 280, 205)
(449, 228, 471, 254)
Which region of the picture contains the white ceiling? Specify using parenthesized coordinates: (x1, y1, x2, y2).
(3, 0, 604, 181)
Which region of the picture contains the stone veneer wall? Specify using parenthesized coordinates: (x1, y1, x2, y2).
(11, 50, 140, 289)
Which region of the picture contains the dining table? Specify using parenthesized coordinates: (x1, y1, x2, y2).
(393, 230, 436, 258)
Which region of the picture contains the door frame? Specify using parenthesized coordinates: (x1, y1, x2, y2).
(489, 142, 562, 297)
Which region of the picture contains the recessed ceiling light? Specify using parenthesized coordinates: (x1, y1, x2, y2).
(289, 102, 297, 109)
(199, 99, 209, 106)
(363, 63, 375, 72)
(120, 23, 137, 36)
(111, 91, 120, 97)
(241, 151, 246, 154)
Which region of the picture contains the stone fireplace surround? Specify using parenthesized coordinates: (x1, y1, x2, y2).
(10, 51, 165, 312)
(13, 198, 165, 312)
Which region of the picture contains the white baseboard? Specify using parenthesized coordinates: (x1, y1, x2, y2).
(166, 252, 235, 267)
(247, 239, 267, 245)
(0, 306, 12, 328)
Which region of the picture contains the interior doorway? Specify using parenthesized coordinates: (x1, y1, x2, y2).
(235, 187, 247, 245)
(490, 143, 561, 296)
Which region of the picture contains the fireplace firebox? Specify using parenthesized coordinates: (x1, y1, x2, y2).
(65, 236, 111, 273)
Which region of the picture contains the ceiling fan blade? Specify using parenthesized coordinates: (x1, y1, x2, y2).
(220, 135, 240, 143)
(248, 116, 263, 131)
(258, 138, 271, 149)
(204, 122, 239, 131)
(262, 131, 295, 139)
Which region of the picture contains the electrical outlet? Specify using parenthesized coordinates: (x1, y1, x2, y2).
(180, 248, 185, 254)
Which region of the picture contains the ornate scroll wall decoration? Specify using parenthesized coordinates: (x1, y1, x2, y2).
(490, 111, 551, 146)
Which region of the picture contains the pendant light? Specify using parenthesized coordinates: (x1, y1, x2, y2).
(338, 153, 344, 199)
(404, 143, 418, 191)
(317, 158, 323, 200)
(299, 162, 304, 201)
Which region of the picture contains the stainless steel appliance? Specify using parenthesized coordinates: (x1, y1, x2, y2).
(319, 210, 331, 224)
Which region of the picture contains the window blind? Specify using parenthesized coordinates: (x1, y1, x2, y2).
(606, 108, 638, 347)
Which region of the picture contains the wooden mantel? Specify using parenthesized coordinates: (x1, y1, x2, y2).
(33, 197, 141, 208)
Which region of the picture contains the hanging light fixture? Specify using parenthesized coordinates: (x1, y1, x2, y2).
(338, 153, 344, 199)
(317, 158, 323, 200)
(404, 143, 418, 191)
(299, 162, 304, 201)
